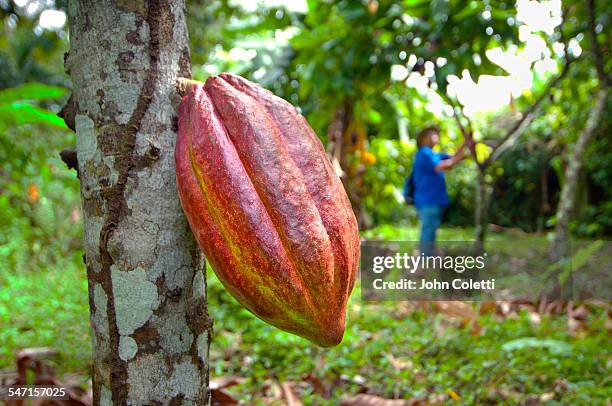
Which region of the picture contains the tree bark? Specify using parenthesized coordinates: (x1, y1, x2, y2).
(474, 169, 490, 243)
(65, 1, 210, 404)
(551, 88, 608, 258)
(326, 99, 369, 227)
(550, 0, 608, 260)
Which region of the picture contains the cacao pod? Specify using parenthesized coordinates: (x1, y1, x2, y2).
(175, 73, 360, 347)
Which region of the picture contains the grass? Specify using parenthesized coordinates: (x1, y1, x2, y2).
(1, 226, 610, 404)
(0, 256, 91, 376)
(207, 273, 611, 404)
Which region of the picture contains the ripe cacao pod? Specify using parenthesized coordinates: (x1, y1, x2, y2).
(175, 73, 360, 346)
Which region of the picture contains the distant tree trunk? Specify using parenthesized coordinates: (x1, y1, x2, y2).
(65, 1, 210, 404)
(551, 89, 608, 258)
(551, 0, 608, 260)
(327, 99, 369, 228)
(537, 159, 550, 233)
(474, 169, 490, 243)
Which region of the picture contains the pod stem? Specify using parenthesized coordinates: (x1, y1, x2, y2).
(177, 77, 204, 96)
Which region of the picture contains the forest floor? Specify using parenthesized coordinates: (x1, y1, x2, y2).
(1, 226, 610, 405)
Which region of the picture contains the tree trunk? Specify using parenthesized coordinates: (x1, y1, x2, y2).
(65, 1, 210, 404)
(537, 158, 550, 233)
(474, 169, 489, 243)
(551, 89, 608, 259)
(326, 99, 369, 227)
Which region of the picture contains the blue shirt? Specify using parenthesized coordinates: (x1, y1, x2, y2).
(412, 146, 450, 208)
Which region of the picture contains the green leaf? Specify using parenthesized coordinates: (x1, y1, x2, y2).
(0, 102, 67, 129)
(403, 0, 430, 7)
(306, 0, 318, 13)
(569, 240, 604, 270)
(431, 0, 449, 27)
(475, 142, 491, 162)
(367, 108, 382, 124)
(452, 1, 481, 22)
(502, 338, 572, 354)
(0, 83, 67, 104)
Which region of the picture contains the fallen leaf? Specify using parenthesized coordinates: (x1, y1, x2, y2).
(434, 301, 477, 322)
(568, 304, 589, 320)
(567, 317, 585, 335)
(479, 301, 497, 314)
(210, 376, 245, 390)
(341, 394, 421, 406)
(385, 353, 413, 371)
(605, 318, 612, 333)
(520, 395, 541, 406)
(540, 392, 555, 401)
(280, 381, 302, 406)
(302, 373, 329, 397)
(211, 387, 239, 406)
(528, 311, 541, 326)
(553, 378, 568, 392)
(4, 348, 91, 406)
(340, 374, 367, 386)
(261, 379, 282, 401)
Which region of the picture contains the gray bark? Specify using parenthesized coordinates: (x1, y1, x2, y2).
(551, 0, 608, 260)
(65, 1, 210, 404)
(551, 89, 608, 259)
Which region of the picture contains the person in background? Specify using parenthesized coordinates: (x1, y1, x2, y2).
(412, 126, 470, 256)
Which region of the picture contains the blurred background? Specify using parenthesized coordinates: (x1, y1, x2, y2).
(0, 0, 610, 404)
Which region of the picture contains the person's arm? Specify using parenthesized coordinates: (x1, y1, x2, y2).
(434, 141, 469, 171)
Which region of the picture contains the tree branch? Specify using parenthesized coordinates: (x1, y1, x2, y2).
(441, 92, 483, 171)
(478, 2, 578, 168)
(587, 0, 607, 86)
(59, 149, 79, 174)
(482, 60, 572, 168)
(552, 87, 608, 256)
(58, 94, 76, 131)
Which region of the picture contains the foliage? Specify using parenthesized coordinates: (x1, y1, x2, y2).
(0, 7, 85, 372)
(0, 2, 610, 403)
(208, 226, 611, 404)
(576, 121, 612, 236)
(271, 0, 519, 132)
(208, 268, 611, 404)
(199, 0, 521, 149)
(2, 0, 609, 235)
(0, 82, 79, 273)
(489, 143, 559, 232)
(0, 263, 90, 374)
(2, 228, 610, 404)
(0, 1, 69, 89)
(361, 138, 415, 227)
(187, 0, 295, 82)
(198, 0, 611, 235)
(0, 82, 68, 130)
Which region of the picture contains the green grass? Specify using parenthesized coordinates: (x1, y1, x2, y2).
(1, 227, 610, 404)
(207, 263, 611, 404)
(0, 258, 90, 375)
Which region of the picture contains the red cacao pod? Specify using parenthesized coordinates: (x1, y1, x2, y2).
(175, 73, 359, 346)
